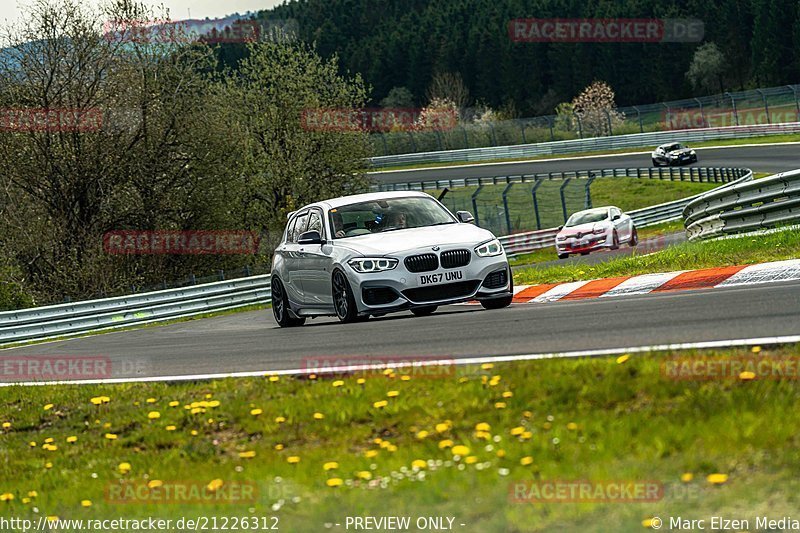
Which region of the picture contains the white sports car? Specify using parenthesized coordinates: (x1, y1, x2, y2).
(270, 191, 513, 326)
(555, 206, 638, 259)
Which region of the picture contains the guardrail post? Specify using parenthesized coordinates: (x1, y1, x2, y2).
(488, 123, 498, 146)
(575, 115, 583, 138)
(501, 183, 514, 234)
(460, 125, 469, 148)
(559, 178, 572, 223)
(218, 270, 225, 281)
(725, 92, 739, 126)
(547, 116, 555, 141)
(633, 105, 643, 133)
(756, 89, 770, 123)
(531, 179, 543, 230)
(406, 131, 417, 152)
(520, 123, 527, 144)
(378, 133, 388, 156)
(790, 85, 800, 116)
(435, 130, 443, 151)
(471, 185, 484, 227)
(604, 109, 613, 135)
(585, 174, 596, 209)
(694, 98, 706, 127)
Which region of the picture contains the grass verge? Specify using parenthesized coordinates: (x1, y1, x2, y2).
(513, 227, 800, 285)
(372, 134, 800, 172)
(1, 344, 799, 531)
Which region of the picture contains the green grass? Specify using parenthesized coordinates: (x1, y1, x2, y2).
(514, 227, 800, 285)
(372, 134, 800, 172)
(438, 178, 718, 236)
(2, 344, 800, 531)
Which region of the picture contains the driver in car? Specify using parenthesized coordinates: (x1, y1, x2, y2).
(331, 210, 346, 238)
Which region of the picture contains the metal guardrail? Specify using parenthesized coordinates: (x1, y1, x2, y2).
(369, 122, 800, 168)
(684, 169, 800, 240)
(0, 277, 271, 345)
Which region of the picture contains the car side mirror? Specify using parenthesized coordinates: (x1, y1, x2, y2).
(557, 225, 564, 231)
(612, 214, 621, 221)
(456, 211, 475, 224)
(298, 230, 324, 245)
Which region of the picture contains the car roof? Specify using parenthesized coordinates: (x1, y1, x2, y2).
(658, 142, 683, 149)
(296, 190, 433, 212)
(571, 206, 616, 216)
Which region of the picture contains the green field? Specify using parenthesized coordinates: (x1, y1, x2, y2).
(435, 178, 718, 236)
(1, 344, 799, 531)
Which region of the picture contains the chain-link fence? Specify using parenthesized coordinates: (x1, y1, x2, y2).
(370, 84, 800, 156)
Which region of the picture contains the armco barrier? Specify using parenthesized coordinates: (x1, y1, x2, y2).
(369, 122, 800, 168)
(684, 169, 800, 240)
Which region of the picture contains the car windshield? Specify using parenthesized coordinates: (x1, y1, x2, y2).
(565, 210, 609, 227)
(669, 144, 684, 151)
(328, 196, 455, 238)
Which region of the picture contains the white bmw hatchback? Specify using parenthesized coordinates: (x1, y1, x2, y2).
(270, 191, 513, 326)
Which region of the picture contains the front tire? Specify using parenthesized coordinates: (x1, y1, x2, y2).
(411, 306, 437, 317)
(629, 227, 639, 247)
(480, 272, 513, 310)
(557, 253, 569, 260)
(271, 277, 306, 328)
(332, 269, 360, 323)
(652, 158, 660, 167)
(611, 231, 620, 250)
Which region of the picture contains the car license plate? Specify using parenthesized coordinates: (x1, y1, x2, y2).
(419, 271, 463, 285)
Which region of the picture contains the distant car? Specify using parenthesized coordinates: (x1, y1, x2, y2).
(651, 143, 697, 166)
(270, 191, 513, 327)
(555, 206, 638, 259)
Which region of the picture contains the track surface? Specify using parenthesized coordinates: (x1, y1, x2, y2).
(369, 143, 800, 184)
(5, 280, 799, 382)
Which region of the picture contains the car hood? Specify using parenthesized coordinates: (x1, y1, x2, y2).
(558, 222, 609, 237)
(335, 223, 496, 256)
(667, 148, 693, 156)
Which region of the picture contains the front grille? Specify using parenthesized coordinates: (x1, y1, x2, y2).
(404, 253, 439, 273)
(440, 249, 471, 269)
(362, 287, 399, 306)
(402, 280, 480, 303)
(483, 268, 508, 289)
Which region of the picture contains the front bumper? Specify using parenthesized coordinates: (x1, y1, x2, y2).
(555, 232, 612, 254)
(345, 252, 511, 313)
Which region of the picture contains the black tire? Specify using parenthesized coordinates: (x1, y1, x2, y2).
(611, 231, 620, 250)
(411, 306, 437, 317)
(271, 277, 306, 327)
(557, 253, 569, 260)
(629, 227, 639, 247)
(480, 271, 513, 310)
(652, 159, 660, 167)
(580, 251, 590, 256)
(332, 269, 360, 323)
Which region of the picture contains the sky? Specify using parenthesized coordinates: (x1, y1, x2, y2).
(0, 0, 286, 26)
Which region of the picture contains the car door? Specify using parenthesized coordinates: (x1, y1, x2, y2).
(612, 208, 630, 241)
(296, 208, 335, 307)
(281, 210, 308, 305)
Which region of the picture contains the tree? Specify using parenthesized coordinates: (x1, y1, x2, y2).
(379, 86, 415, 108)
(686, 43, 726, 94)
(570, 81, 624, 137)
(426, 71, 469, 113)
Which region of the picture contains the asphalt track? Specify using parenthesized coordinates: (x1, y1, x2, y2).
(4, 280, 799, 382)
(368, 143, 800, 185)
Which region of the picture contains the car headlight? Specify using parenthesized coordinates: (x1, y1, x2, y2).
(475, 239, 503, 257)
(348, 258, 398, 273)
(690, 150, 696, 155)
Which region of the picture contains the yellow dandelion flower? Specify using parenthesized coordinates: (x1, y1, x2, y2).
(465, 456, 478, 464)
(146, 398, 157, 404)
(474, 431, 491, 440)
(2, 422, 11, 429)
(502, 391, 513, 398)
(616, 354, 630, 364)
(382, 368, 394, 376)
(118, 462, 131, 474)
(313, 412, 324, 420)
(520, 456, 534, 466)
(22, 498, 30, 504)
(308, 374, 317, 380)
(27, 491, 37, 498)
(44, 463, 52, 469)
(47, 516, 59, 522)
(681, 473, 693, 483)
(169, 401, 180, 407)
(400, 375, 411, 381)
(510, 426, 525, 436)
(43, 444, 58, 451)
(458, 377, 469, 384)
(751, 346, 762, 354)
(481, 363, 494, 370)
(81, 500, 92, 507)
(323, 462, 339, 471)
(364, 450, 379, 458)
(148, 480, 163, 489)
(567, 422, 578, 431)
(438, 439, 454, 449)
(207, 479, 224, 492)
(332, 380, 344, 387)
(435, 422, 451, 433)
(356, 378, 366, 385)
(451, 445, 469, 456)
(415, 430, 429, 439)
(411, 459, 427, 469)
(238, 451, 256, 459)
(496, 449, 506, 458)
(29, 441, 37, 447)
(147, 411, 160, 420)
(642, 518, 657, 528)
(275, 416, 286, 423)
(0, 493, 14, 501)
(356, 471, 372, 480)
(274, 444, 284, 451)
(494, 402, 507, 409)
(207, 400, 220, 408)
(191, 430, 198, 436)
(739, 371, 756, 380)
(44, 438, 54, 443)
(707, 473, 728, 485)
(250, 408, 263, 416)
(379, 440, 391, 449)
(287, 456, 300, 464)
(475, 422, 491, 432)
(521, 431, 533, 439)
(326, 478, 343, 487)
(387, 390, 399, 398)
(43, 404, 54, 411)
(387, 445, 397, 452)
(269, 376, 279, 383)
(165, 426, 176, 431)
(373, 400, 388, 409)
(66, 436, 78, 443)
(205, 394, 212, 399)
(523, 411, 533, 418)
(373, 438, 383, 444)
